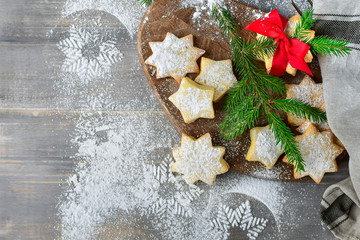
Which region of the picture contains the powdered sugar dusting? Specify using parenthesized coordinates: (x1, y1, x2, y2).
(287, 75, 324, 108)
(51, 0, 331, 239)
(169, 78, 214, 123)
(195, 58, 237, 102)
(145, 33, 205, 81)
(294, 126, 343, 182)
(287, 75, 324, 125)
(61, 0, 145, 37)
(256, 127, 283, 167)
(57, 22, 123, 83)
(209, 200, 269, 239)
(297, 120, 330, 134)
(172, 133, 228, 185)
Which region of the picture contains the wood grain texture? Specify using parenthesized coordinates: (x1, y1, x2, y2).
(0, 0, 348, 239)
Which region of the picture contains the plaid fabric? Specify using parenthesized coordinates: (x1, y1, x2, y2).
(320, 178, 360, 239)
(314, 0, 360, 239)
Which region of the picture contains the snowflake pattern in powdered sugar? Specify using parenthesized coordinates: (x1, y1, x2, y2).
(142, 155, 204, 221)
(57, 19, 123, 83)
(209, 200, 268, 240)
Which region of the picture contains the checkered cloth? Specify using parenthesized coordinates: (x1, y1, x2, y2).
(314, 0, 360, 239)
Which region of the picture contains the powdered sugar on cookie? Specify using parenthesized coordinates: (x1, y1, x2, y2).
(283, 124, 343, 184)
(286, 75, 324, 126)
(169, 77, 214, 123)
(246, 125, 283, 169)
(145, 32, 205, 83)
(297, 103, 329, 133)
(172, 133, 229, 185)
(195, 57, 237, 102)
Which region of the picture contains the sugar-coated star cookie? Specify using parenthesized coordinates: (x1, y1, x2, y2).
(286, 75, 324, 126)
(145, 32, 205, 83)
(246, 125, 283, 169)
(168, 77, 215, 123)
(257, 14, 315, 76)
(194, 57, 237, 102)
(283, 124, 344, 184)
(172, 133, 229, 185)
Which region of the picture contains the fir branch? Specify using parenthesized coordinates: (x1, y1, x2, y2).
(266, 110, 305, 172)
(293, 9, 316, 40)
(211, 4, 284, 107)
(221, 100, 262, 139)
(271, 98, 327, 123)
(137, 0, 153, 6)
(305, 35, 351, 57)
(224, 75, 251, 111)
(249, 36, 276, 60)
(254, 69, 286, 95)
(292, 9, 351, 57)
(210, 2, 310, 172)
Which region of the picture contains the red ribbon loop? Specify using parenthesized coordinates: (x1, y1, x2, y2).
(245, 9, 313, 76)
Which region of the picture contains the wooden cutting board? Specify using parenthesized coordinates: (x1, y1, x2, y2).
(137, 0, 333, 181)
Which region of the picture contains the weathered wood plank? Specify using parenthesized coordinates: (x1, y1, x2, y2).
(0, 1, 160, 111)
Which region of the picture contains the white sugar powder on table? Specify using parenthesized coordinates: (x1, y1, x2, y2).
(54, 0, 326, 239)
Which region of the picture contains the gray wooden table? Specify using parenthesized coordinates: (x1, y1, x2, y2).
(0, 0, 346, 239)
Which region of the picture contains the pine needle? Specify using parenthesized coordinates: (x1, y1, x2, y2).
(137, 0, 153, 6)
(271, 98, 327, 123)
(306, 35, 351, 57)
(292, 9, 351, 56)
(293, 9, 316, 40)
(266, 110, 305, 172)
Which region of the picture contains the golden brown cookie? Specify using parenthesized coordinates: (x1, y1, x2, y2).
(168, 77, 215, 123)
(246, 125, 283, 169)
(145, 32, 205, 83)
(172, 133, 229, 185)
(283, 124, 344, 184)
(297, 103, 345, 148)
(286, 75, 324, 126)
(194, 57, 237, 102)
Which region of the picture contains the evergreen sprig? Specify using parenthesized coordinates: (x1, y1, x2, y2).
(210, 2, 328, 172)
(292, 9, 351, 56)
(293, 9, 316, 39)
(305, 36, 351, 57)
(271, 98, 326, 122)
(137, 0, 153, 7)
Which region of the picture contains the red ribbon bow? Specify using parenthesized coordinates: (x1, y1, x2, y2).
(245, 9, 312, 76)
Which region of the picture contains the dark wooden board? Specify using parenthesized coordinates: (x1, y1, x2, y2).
(137, 0, 345, 181)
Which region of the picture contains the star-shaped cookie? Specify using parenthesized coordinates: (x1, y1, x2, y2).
(257, 14, 315, 76)
(145, 32, 205, 83)
(283, 124, 344, 184)
(168, 77, 215, 123)
(246, 125, 283, 169)
(286, 75, 324, 126)
(172, 133, 229, 185)
(194, 57, 237, 102)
